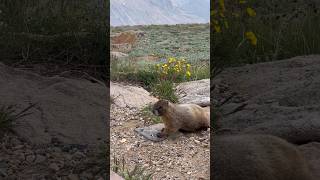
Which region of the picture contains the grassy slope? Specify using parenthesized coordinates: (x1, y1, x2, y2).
(111, 23, 210, 63)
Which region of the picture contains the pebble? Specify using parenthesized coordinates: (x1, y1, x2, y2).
(72, 152, 86, 159)
(68, 174, 79, 180)
(49, 163, 60, 171)
(26, 154, 35, 163)
(35, 155, 46, 164)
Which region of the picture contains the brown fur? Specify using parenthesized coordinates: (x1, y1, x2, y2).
(152, 99, 210, 137)
(213, 134, 314, 180)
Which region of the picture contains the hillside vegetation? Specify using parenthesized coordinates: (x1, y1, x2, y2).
(111, 23, 210, 102)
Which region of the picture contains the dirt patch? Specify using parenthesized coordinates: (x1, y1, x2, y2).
(111, 32, 137, 45)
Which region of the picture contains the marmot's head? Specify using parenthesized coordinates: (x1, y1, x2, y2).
(152, 99, 169, 116)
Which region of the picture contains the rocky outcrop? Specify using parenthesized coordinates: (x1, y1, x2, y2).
(213, 55, 320, 178)
(0, 63, 107, 145)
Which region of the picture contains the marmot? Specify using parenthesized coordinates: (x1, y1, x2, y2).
(152, 99, 210, 138)
(213, 134, 314, 180)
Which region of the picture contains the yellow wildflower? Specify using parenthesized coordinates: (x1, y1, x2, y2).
(186, 64, 191, 69)
(177, 61, 181, 66)
(186, 71, 191, 77)
(224, 20, 229, 29)
(218, 0, 225, 12)
(246, 7, 256, 17)
(239, 0, 246, 4)
(214, 25, 221, 33)
(245, 31, 257, 46)
(168, 57, 175, 63)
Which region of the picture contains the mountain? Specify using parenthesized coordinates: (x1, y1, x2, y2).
(110, 0, 210, 26)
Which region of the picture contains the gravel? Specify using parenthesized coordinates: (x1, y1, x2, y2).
(110, 104, 210, 179)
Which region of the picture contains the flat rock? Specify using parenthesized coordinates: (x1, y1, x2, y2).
(110, 81, 157, 109)
(175, 79, 210, 106)
(135, 123, 166, 142)
(0, 63, 107, 145)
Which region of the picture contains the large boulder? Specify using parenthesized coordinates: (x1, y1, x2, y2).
(0, 63, 107, 145)
(213, 56, 320, 177)
(213, 55, 320, 142)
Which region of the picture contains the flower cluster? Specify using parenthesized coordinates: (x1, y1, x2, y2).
(156, 57, 191, 81)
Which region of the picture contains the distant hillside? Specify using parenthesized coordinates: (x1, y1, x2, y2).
(110, 0, 210, 27)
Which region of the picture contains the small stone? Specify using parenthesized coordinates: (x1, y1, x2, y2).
(81, 172, 93, 179)
(120, 138, 127, 143)
(194, 140, 200, 144)
(68, 174, 79, 180)
(49, 163, 60, 171)
(0, 168, 7, 177)
(13, 145, 24, 150)
(26, 154, 35, 163)
(72, 152, 86, 159)
(18, 152, 25, 161)
(35, 155, 46, 164)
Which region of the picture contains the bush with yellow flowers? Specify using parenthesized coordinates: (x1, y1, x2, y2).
(155, 57, 192, 82)
(212, 0, 258, 46)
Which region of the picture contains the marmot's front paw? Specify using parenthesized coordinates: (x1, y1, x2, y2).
(156, 132, 165, 138)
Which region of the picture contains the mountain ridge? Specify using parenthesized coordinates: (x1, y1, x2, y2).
(110, 0, 210, 27)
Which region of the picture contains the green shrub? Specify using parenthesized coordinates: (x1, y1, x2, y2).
(112, 155, 153, 180)
(151, 81, 178, 103)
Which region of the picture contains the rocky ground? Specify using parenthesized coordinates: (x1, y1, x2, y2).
(110, 80, 210, 180)
(0, 133, 106, 180)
